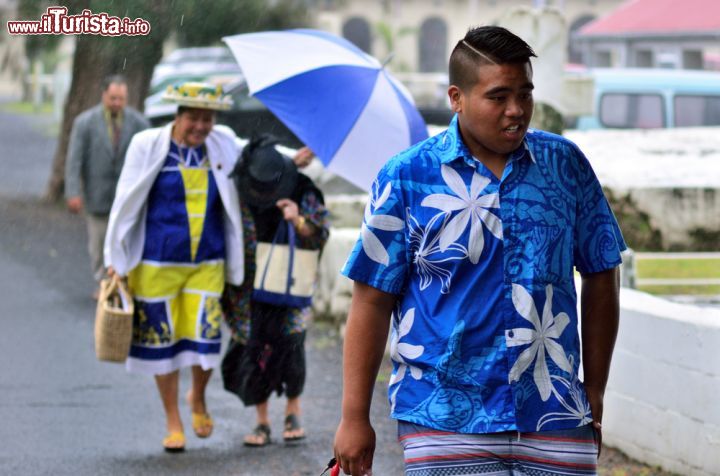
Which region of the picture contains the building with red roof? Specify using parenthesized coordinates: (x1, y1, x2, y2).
(575, 0, 720, 69)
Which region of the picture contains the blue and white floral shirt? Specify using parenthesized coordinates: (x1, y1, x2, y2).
(342, 116, 626, 434)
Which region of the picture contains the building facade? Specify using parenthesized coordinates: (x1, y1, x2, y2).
(576, 0, 720, 70)
(311, 0, 625, 73)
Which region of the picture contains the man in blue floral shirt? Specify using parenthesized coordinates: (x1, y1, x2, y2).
(333, 26, 626, 476)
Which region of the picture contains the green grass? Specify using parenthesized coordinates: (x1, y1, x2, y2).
(0, 101, 54, 115)
(0, 101, 60, 138)
(637, 259, 720, 278)
(635, 258, 720, 295)
(637, 284, 720, 295)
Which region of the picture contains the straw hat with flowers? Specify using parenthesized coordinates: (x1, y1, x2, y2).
(161, 82, 233, 110)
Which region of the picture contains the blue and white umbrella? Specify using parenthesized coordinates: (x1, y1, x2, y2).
(223, 29, 428, 190)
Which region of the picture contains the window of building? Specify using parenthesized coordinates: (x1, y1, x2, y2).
(567, 14, 596, 64)
(342, 17, 372, 54)
(682, 50, 704, 70)
(635, 50, 654, 68)
(600, 93, 664, 128)
(675, 95, 720, 126)
(419, 17, 447, 73)
(594, 50, 612, 67)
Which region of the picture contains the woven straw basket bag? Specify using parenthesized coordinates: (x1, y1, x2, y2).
(94, 275, 134, 362)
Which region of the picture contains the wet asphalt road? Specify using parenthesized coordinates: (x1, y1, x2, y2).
(0, 109, 404, 475)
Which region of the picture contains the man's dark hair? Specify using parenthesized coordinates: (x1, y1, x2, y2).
(102, 74, 127, 91)
(449, 26, 537, 91)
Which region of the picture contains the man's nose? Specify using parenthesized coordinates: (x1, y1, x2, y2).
(505, 98, 524, 117)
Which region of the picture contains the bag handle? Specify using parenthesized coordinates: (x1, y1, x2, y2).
(102, 274, 131, 310)
(114, 275, 132, 310)
(257, 220, 297, 295)
(285, 221, 296, 295)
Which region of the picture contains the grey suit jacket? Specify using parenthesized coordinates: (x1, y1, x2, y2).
(65, 103, 150, 215)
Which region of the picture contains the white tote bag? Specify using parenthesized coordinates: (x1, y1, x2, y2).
(253, 221, 319, 308)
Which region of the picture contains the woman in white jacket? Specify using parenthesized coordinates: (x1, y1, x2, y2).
(104, 83, 244, 452)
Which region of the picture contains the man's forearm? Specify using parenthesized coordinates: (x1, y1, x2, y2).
(341, 282, 396, 421)
(581, 267, 620, 393)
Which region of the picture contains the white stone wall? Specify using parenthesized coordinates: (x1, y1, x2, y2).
(614, 188, 720, 249)
(313, 227, 360, 323)
(602, 288, 720, 476)
(565, 127, 720, 250)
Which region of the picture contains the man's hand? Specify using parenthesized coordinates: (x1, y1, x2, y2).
(581, 267, 619, 458)
(334, 417, 376, 476)
(584, 384, 604, 456)
(66, 196, 83, 214)
(292, 146, 314, 168)
(333, 283, 395, 476)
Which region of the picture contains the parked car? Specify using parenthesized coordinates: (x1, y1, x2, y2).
(149, 72, 233, 97)
(150, 46, 241, 94)
(162, 46, 235, 64)
(571, 68, 720, 130)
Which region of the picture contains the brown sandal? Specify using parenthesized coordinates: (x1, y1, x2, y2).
(283, 414, 306, 442)
(244, 423, 272, 447)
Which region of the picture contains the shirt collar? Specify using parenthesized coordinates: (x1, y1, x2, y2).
(438, 115, 535, 166)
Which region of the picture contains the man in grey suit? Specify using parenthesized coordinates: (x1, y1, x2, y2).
(65, 74, 149, 295)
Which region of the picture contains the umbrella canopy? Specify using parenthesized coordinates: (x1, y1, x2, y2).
(223, 29, 428, 190)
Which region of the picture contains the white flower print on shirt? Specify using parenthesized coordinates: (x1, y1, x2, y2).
(408, 211, 468, 293)
(507, 284, 572, 401)
(389, 307, 424, 411)
(361, 181, 404, 266)
(536, 359, 592, 430)
(421, 165, 502, 264)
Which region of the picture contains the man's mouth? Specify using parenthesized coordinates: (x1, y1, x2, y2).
(504, 125, 521, 133)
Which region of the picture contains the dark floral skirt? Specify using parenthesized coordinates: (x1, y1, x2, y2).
(221, 301, 306, 405)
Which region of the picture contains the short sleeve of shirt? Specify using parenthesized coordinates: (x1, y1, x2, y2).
(341, 161, 409, 295)
(572, 144, 627, 274)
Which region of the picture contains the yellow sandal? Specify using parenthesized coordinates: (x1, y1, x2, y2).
(191, 412, 214, 438)
(162, 431, 185, 453)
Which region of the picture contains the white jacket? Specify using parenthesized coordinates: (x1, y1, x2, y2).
(103, 122, 245, 285)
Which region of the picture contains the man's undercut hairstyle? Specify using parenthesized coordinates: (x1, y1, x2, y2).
(102, 74, 127, 91)
(449, 26, 537, 91)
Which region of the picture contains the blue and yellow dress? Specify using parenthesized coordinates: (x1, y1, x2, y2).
(126, 141, 225, 375)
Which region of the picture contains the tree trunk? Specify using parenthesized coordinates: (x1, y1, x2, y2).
(44, 1, 170, 202)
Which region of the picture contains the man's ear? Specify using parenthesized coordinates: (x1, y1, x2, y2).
(448, 85, 462, 113)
